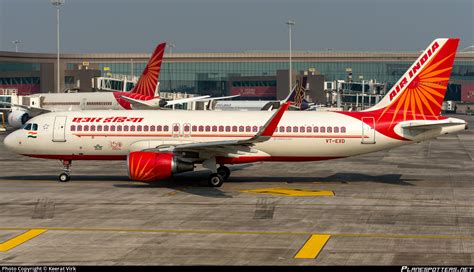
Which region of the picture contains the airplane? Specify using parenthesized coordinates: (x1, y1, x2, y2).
(4, 38, 467, 187)
(210, 78, 312, 111)
(2, 43, 212, 128)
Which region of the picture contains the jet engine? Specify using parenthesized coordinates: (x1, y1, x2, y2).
(8, 110, 30, 129)
(127, 151, 194, 182)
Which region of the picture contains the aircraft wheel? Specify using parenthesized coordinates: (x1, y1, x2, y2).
(58, 172, 70, 182)
(208, 173, 224, 187)
(217, 165, 231, 180)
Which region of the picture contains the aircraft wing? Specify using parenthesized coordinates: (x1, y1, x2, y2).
(152, 102, 290, 157)
(0, 101, 50, 115)
(192, 94, 241, 102)
(400, 119, 466, 130)
(163, 95, 211, 106)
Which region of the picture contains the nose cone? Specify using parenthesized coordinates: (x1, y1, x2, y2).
(4, 132, 19, 152)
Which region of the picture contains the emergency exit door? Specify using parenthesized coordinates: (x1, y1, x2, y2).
(361, 117, 376, 144)
(52, 116, 67, 142)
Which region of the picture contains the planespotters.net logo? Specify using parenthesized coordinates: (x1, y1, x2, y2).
(401, 266, 474, 272)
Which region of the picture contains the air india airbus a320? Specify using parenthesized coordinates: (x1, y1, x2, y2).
(4, 38, 467, 187)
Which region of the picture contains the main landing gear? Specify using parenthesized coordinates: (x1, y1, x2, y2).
(207, 165, 231, 187)
(58, 160, 72, 182)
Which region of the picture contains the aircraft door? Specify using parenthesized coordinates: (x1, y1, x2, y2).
(80, 98, 87, 110)
(172, 123, 180, 138)
(361, 117, 376, 144)
(52, 116, 67, 142)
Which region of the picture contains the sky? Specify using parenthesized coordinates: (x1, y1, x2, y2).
(0, 0, 473, 53)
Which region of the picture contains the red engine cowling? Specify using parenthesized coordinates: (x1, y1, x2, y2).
(127, 152, 194, 182)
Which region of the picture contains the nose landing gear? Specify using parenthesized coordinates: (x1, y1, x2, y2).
(58, 160, 72, 182)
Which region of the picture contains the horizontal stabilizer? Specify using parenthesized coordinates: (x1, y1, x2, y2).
(400, 119, 466, 130)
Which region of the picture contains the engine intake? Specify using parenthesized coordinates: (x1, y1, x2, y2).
(8, 110, 30, 129)
(127, 151, 194, 182)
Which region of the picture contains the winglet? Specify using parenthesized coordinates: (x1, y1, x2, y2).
(260, 102, 291, 137)
(241, 102, 290, 144)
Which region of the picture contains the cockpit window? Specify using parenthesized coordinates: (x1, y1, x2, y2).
(23, 123, 38, 131)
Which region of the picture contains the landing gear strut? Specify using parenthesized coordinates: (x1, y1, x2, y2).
(58, 160, 72, 182)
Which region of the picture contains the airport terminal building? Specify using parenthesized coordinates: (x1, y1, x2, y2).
(0, 48, 473, 104)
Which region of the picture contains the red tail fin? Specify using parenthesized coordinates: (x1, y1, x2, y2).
(368, 38, 459, 124)
(130, 42, 166, 97)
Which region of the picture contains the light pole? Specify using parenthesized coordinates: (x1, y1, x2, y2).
(286, 20, 295, 93)
(12, 40, 20, 52)
(166, 43, 175, 92)
(51, 0, 65, 93)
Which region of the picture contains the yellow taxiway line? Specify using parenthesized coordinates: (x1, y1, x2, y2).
(294, 234, 331, 259)
(0, 229, 47, 252)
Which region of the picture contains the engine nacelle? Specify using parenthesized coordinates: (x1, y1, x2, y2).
(127, 151, 194, 182)
(8, 110, 30, 129)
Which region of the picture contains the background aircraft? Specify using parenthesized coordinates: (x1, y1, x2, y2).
(2, 43, 212, 128)
(4, 38, 466, 187)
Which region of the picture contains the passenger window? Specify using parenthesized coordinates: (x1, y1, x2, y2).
(225, 126, 231, 132)
(320, 126, 325, 133)
(32, 124, 38, 131)
(123, 125, 127, 132)
(104, 125, 109, 132)
(306, 126, 312, 133)
(77, 125, 82, 131)
(253, 126, 258, 132)
(130, 125, 135, 132)
(199, 125, 204, 132)
(144, 125, 149, 132)
(91, 125, 96, 132)
(327, 127, 332, 133)
(293, 126, 298, 132)
(313, 126, 318, 133)
(137, 126, 142, 132)
(184, 125, 190, 132)
(334, 127, 339, 133)
(246, 126, 251, 132)
(232, 126, 237, 132)
(110, 125, 115, 132)
(97, 125, 102, 132)
(212, 126, 217, 132)
(117, 125, 122, 132)
(341, 126, 346, 133)
(163, 125, 169, 132)
(84, 125, 89, 132)
(286, 126, 291, 132)
(300, 126, 305, 133)
(279, 126, 284, 132)
(219, 126, 224, 132)
(205, 126, 211, 132)
(192, 125, 197, 132)
(157, 125, 162, 132)
(70, 125, 76, 131)
(150, 125, 155, 132)
(239, 126, 244, 132)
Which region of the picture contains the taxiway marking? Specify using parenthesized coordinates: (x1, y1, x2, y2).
(240, 188, 334, 197)
(0, 229, 47, 252)
(294, 234, 331, 259)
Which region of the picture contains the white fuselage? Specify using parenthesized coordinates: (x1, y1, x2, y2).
(4, 110, 466, 162)
(26, 92, 125, 112)
(213, 100, 276, 111)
